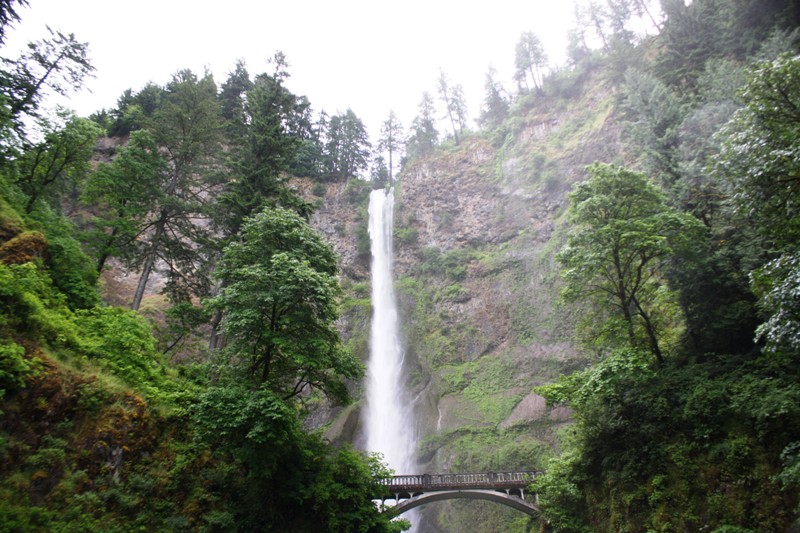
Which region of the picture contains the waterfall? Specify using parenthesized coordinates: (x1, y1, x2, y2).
(365, 187, 417, 477)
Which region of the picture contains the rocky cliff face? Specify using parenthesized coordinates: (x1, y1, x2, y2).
(310, 73, 622, 531)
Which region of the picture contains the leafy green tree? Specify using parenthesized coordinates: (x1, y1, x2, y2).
(377, 110, 403, 185)
(82, 129, 167, 273)
(210, 55, 314, 349)
(1, 27, 94, 139)
(210, 206, 362, 401)
(405, 91, 438, 160)
(14, 110, 101, 213)
(192, 382, 408, 532)
(558, 163, 703, 362)
(715, 54, 800, 355)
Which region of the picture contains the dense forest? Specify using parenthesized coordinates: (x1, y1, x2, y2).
(0, 0, 799, 531)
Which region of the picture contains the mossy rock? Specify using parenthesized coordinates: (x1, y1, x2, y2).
(0, 199, 24, 244)
(0, 231, 47, 265)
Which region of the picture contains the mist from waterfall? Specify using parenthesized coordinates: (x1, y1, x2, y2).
(365, 187, 417, 479)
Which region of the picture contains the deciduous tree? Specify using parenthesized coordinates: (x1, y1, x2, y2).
(1, 27, 94, 139)
(209, 206, 362, 401)
(558, 163, 703, 362)
(15, 110, 101, 213)
(715, 54, 800, 355)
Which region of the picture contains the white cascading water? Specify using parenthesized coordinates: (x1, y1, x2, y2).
(365, 188, 418, 521)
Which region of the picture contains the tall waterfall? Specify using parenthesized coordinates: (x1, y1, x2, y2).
(365, 187, 417, 477)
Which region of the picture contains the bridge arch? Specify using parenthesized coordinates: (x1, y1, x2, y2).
(377, 471, 541, 517)
(388, 489, 538, 515)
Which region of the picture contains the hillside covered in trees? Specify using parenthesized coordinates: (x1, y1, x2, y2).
(1, 0, 800, 532)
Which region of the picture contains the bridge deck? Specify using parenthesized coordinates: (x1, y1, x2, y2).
(381, 471, 540, 494)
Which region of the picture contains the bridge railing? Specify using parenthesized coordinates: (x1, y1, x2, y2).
(381, 471, 541, 492)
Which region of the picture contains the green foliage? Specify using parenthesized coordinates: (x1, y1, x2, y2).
(0, 262, 80, 347)
(77, 306, 166, 392)
(82, 129, 167, 273)
(192, 380, 407, 532)
(14, 111, 102, 214)
(712, 55, 800, 357)
(211, 206, 361, 402)
(0, 26, 94, 138)
(417, 246, 475, 281)
(442, 356, 527, 424)
(29, 209, 100, 309)
(558, 163, 703, 361)
(0, 341, 30, 397)
(533, 448, 592, 533)
(620, 68, 685, 185)
(535, 349, 800, 531)
(192, 382, 297, 470)
(393, 225, 418, 246)
(343, 176, 373, 206)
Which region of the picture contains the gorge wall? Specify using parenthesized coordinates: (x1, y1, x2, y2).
(309, 70, 623, 532)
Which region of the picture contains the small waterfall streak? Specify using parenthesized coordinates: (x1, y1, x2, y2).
(365, 188, 416, 476)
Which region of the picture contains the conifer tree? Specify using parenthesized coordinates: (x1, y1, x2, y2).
(377, 110, 403, 185)
(405, 91, 439, 159)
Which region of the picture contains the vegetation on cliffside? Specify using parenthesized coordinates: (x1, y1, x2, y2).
(2, 0, 800, 531)
(0, 3, 405, 531)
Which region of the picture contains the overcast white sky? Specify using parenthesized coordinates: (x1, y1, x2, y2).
(4, 0, 578, 140)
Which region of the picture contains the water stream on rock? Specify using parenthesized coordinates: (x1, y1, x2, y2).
(364, 188, 418, 529)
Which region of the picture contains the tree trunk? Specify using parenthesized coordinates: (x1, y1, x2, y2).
(132, 220, 165, 311)
(132, 248, 156, 311)
(633, 297, 664, 364)
(209, 308, 225, 350)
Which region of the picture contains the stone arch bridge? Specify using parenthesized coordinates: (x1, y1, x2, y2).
(376, 471, 541, 515)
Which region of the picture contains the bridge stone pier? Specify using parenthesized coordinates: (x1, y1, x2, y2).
(377, 471, 541, 516)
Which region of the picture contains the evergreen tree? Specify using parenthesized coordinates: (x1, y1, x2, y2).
(127, 69, 223, 310)
(437, 70, 467, 144)
(82, 129, 167, 273)
(479, 66, 509, 129)
(514, 31, 548, 92)
(405, 91, 439, 159)
(218, 59, 253, 140)
(377, 110, 403, 185)
(218, 53, 312, 236)
(323, 108, 371, 180)
(620, 68, 685, 187)
(0, 0, 27, 44)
